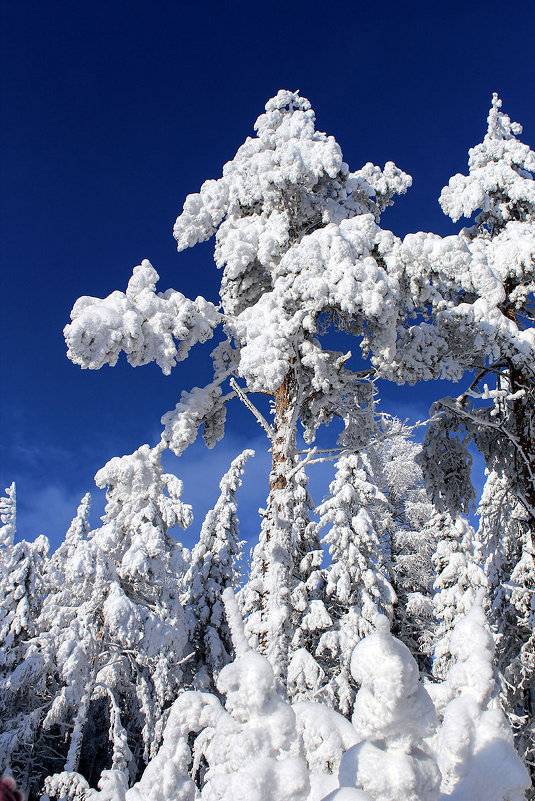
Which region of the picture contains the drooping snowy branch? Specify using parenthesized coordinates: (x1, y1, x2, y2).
(65, 260, 221, 374)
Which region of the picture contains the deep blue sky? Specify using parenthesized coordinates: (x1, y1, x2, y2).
(1, 0, 534, 550)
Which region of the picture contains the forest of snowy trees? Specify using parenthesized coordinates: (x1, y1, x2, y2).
(1, 90, 534, 801)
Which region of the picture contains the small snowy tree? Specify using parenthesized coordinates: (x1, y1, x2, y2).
(372, 425, 438, 672)
(0, 483, 50, 792)
(475, 470, 534, 779)
(291, 451, 396, 715)
(436, 598, 530, 801)
(431, 513, 486, 679)
(0, 482, 16, 550)
(193, 589, 308, 801)
(183, 448, 254, 690)
(337, 616, 440, 801)
(16, 445, 193, 799)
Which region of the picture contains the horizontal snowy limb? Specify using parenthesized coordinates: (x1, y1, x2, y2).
(64, 260, 221, 374)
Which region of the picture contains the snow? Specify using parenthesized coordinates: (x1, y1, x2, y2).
(4, 89, 533, 801)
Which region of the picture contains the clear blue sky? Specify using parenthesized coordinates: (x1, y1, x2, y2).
(1, 0, 534, 549)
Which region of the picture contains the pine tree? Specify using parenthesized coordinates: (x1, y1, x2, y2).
(306, 452, 396, 715)
(183, 448, 254, 690)
(64, 89, 412, 683)
(195, 589, 310, 801)
(0, 482, 16, 549)
(413, 93, 535, 564)
(16, 445, 193, 799)
(241, 460, 321, 684)
(370, 423, 437, 672)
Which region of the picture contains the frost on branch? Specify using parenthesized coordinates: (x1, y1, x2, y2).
(161, 382, 226, 457)
(64, 260, 221, 374)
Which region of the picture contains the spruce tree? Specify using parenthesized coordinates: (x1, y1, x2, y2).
(476, 470, 534, 780)
(0, 484, 50, 793)
(183, 448, 254, 690)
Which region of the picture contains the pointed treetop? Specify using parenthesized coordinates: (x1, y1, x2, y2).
(439, 93, 535, 224)
(223, 587, 250, 659)
(487, 92, 523, 140)
(65, 492, 91, 543)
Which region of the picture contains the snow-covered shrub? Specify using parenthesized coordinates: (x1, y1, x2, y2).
(337, 616, 440, 801)
(436, 598, 530, 801)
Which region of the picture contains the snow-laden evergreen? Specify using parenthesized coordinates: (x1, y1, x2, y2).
(241, 458, 320, 684)
(292, 452, 396, 714)
(435, 598, 530, 801)
(183, 448, 254, 690)
(366, 424, 437, 672)
(0, 483, 50, 789)
(431, 514, 486, 679)
(0, 482, 16, 549)
(64, 89, 413, 682)
(21, 445, 193, 798)
(475, 470, 534, 776)
(413, 93, 534, 573)
(337, 616, 440, 801)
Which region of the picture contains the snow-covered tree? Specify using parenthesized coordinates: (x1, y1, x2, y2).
(290, 451, 396, 714)
(47, 493, 92, 581)
(0, 483, 50, 792)
(475, 470, 534, 781)
(0, 482, 16, 550)
(10, 445, 193, 799)
(183, 448, 254, 690)
(337, 615, 440, 801)
(436, 598, 530, 801)
(407, 92, 535, 544)
(370, 423, 437, 672)
(196, 589, 310, 801)
(287, 420, 437, 709)
(431, 513, 486, 679)
(125, 589, 310, 801)
(63, 89, 412, 681)
(241, 458, 321, 684)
